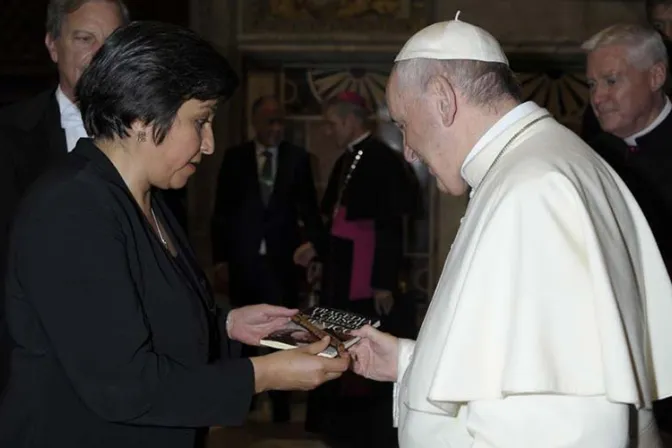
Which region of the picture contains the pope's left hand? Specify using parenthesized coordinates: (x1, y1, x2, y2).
(227, 304, 298, 346)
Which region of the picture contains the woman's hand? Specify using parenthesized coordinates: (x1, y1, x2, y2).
(227, 304, 297, 346)
(348, 325, 399, 382)
(251, 337, 350, 392)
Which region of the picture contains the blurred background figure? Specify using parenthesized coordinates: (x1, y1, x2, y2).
(211, 94, 325, 423)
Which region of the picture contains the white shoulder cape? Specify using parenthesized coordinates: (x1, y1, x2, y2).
(401, 107, 672, 417)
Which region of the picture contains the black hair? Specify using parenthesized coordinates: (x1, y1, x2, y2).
(76, 20, 239, 144)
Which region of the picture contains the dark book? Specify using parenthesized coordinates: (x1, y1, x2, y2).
(260, 306, 380, 358)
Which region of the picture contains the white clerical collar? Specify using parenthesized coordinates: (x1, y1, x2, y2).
(461, 101, 538, 181)
(624, 96, 672, 146)
(347, 131, 371, 152)
(462, 102, 549, 193)
(56, 85, 84, 129)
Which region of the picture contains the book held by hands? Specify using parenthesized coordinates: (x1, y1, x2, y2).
(260, 306, 380, 358)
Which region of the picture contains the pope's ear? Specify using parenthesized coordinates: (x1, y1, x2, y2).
(428, 75, 457, 128)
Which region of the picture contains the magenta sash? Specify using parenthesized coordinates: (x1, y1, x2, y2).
(330, 207, 375, 300)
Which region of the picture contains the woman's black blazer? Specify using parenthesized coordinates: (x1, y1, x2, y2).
(0, 139, 254, 448)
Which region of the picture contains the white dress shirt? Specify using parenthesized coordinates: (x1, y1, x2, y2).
(56, 86, 88, 152)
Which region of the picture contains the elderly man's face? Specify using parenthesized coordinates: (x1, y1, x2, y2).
(45, 0, 124, 102)
(586, 45, 666, 138)
(651, 3, 672, 39)
(386, 69, 466, 195)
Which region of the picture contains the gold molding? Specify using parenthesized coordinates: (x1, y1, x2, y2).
(240, 43, 404, 53)
(239, 42, 590, 55)
(238, 0, 429, 41)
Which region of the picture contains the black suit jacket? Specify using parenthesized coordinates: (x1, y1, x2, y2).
(0, 89, 67, 192)
(588, 110, 672, 272)
(0, 90, 71, 264)
(0, 89, 66, 394)
(0, 90, 189, 392)
(0, 139, 253, 448)
(211, 140, 324, 306)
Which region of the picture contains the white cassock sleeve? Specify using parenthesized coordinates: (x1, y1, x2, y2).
(393, 338, 415, 427)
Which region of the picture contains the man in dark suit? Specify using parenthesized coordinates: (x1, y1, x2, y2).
(211, 95, 325, 422)
(0, 0, 129, 172)
(0, 0, 130, 396)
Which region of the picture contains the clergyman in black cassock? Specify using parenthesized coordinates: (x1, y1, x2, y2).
(304, 91, 419, 448)
(584, 23, 672, 432)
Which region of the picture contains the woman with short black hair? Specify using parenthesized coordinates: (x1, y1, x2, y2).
(0, 21, 348, 448)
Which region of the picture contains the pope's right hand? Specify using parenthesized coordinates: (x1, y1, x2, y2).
(250, 337, 349, 392)
(348, 325, 398, 382)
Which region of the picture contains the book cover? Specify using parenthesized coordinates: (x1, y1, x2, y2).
(260, 306, 380, 358)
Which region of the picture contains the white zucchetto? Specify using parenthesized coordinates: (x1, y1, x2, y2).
(395, 11, 508, 65)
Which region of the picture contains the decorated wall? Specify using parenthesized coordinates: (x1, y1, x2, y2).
(183, 0, 645, 314)
(1, 0, 644, 304)
(237, 57, 589, 307)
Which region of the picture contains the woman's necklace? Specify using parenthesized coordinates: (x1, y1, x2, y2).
(150, 208, 168, 249)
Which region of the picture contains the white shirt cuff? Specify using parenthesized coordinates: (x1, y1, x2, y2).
(393, 338, 416, 427)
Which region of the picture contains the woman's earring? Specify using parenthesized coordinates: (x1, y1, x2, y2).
(137, 131, 147, 143)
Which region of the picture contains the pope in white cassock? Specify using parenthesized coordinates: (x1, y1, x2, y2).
(349, 13, 672, 448)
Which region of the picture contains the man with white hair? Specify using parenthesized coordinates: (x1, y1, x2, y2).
(584, 24, 672, 278)
(349, 14, 672, 447)
(584, 22, 672, 436)
(581, 2, 672, 141)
